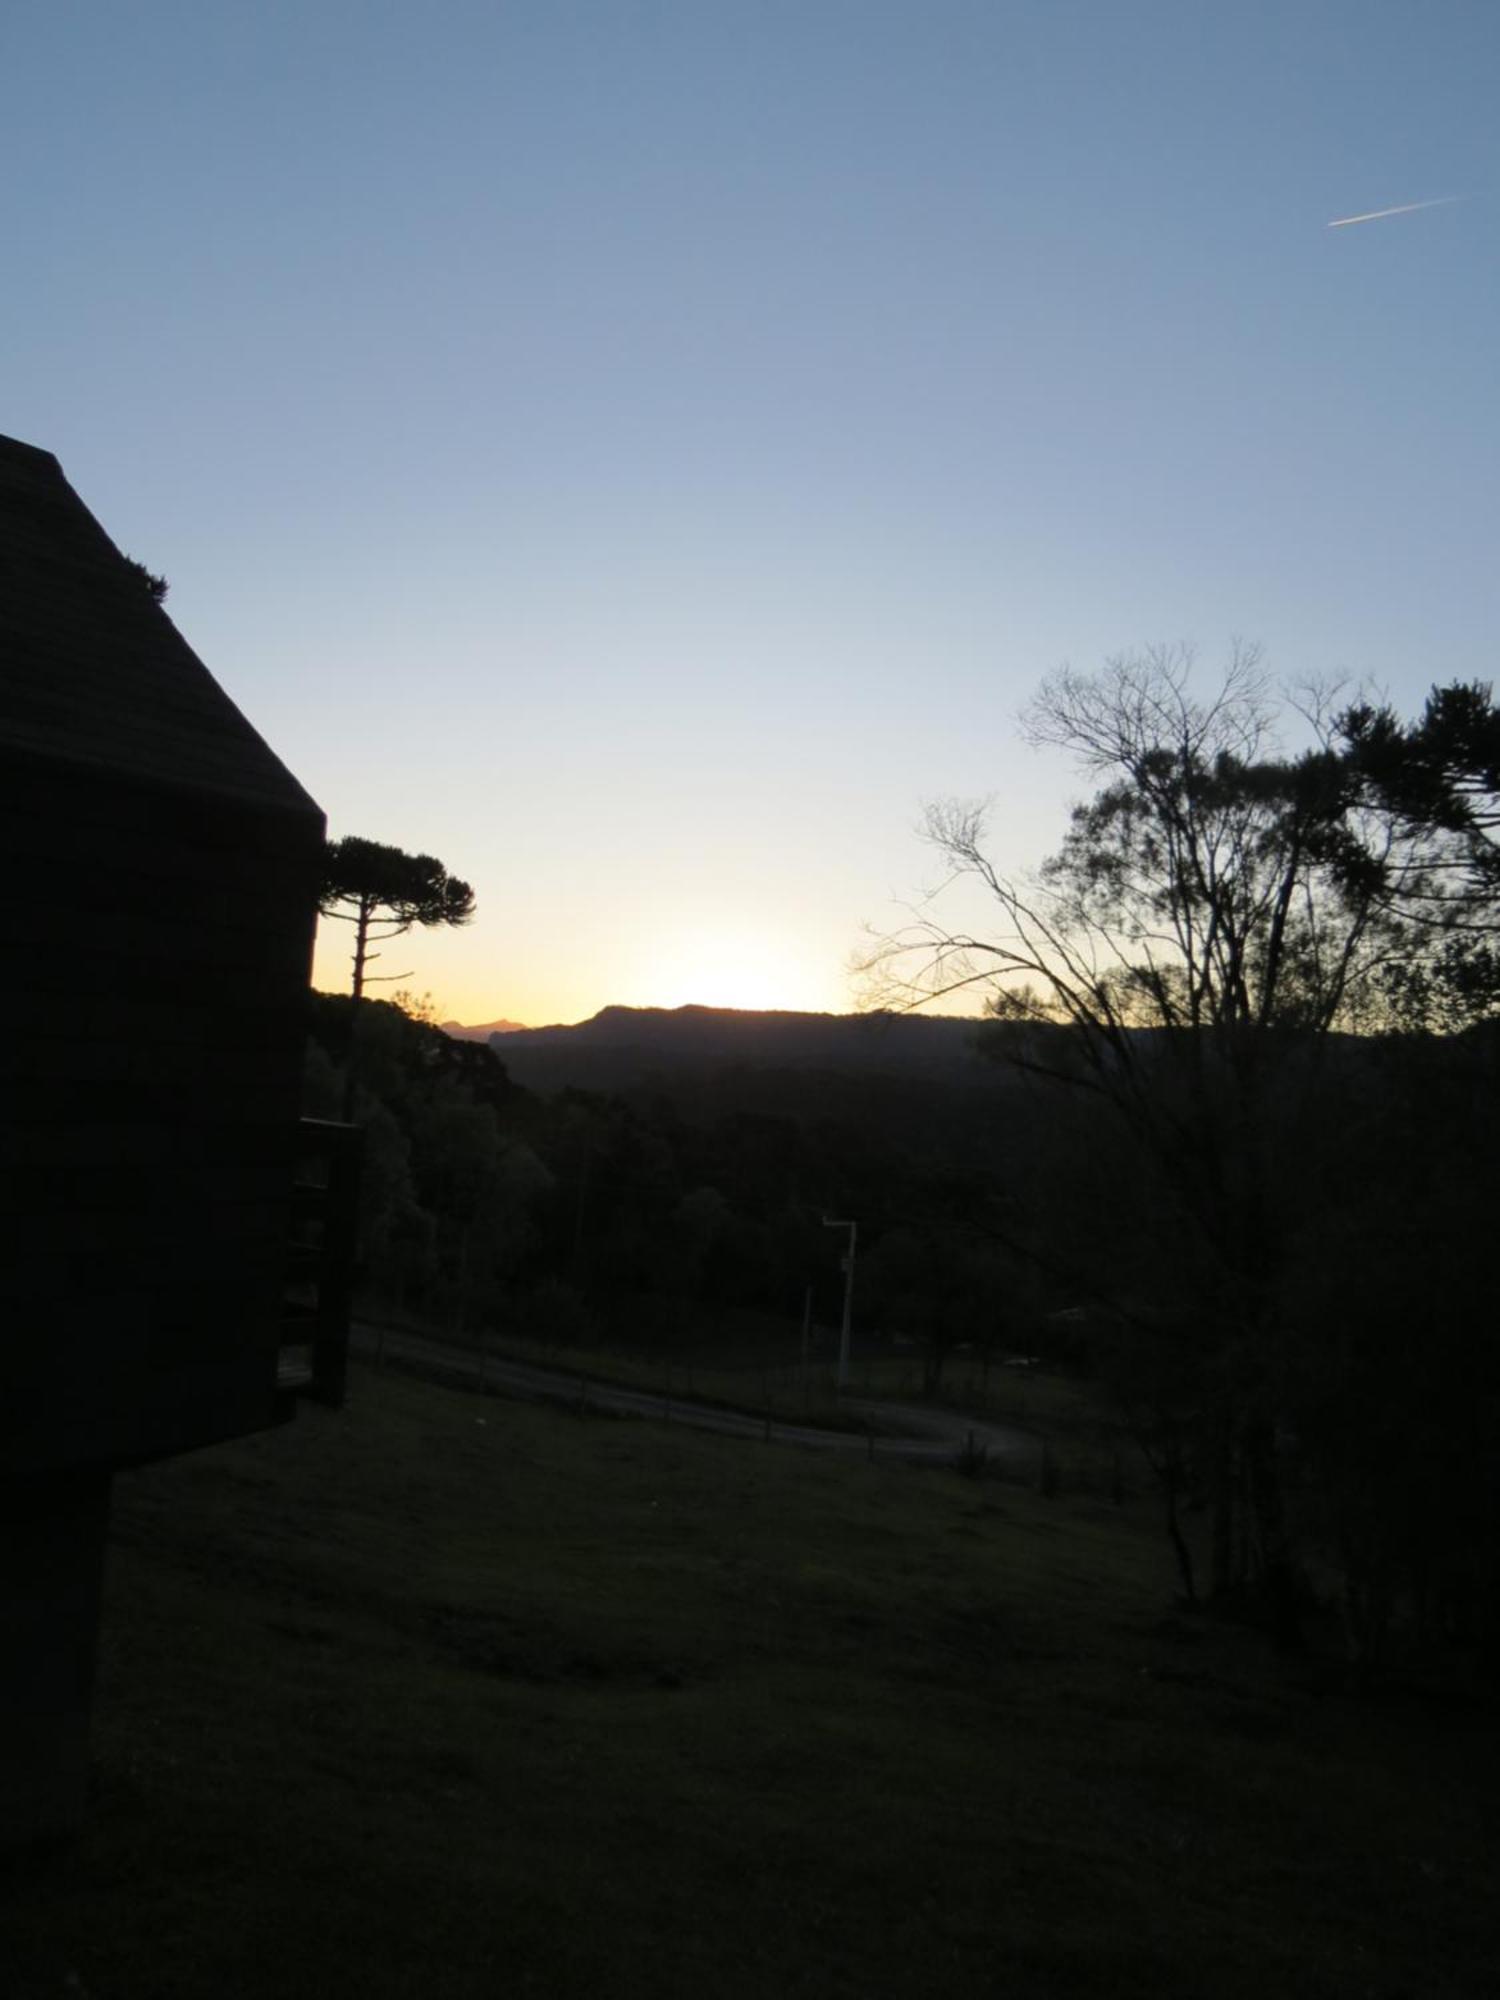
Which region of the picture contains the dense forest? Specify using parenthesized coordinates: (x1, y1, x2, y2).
(303, 991, 1040, 1367)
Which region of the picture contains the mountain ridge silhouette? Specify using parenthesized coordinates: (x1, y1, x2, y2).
(453, 1002, 1004, 1099)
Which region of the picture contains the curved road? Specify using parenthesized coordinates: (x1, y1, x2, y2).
(351, 1320, 1041, 1474)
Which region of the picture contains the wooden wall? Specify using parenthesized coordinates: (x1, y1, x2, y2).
(2, 747, 323, 1474)
(1, 433, 325, 1479)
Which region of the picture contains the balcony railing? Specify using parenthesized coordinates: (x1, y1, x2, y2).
(278, 1117, 364, 1413)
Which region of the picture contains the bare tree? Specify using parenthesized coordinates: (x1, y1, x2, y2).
(863, 646, 1428, 1634)
(870, 645, 1409, 1051)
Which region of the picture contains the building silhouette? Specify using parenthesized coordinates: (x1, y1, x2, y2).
(1, 433, 327, 1842)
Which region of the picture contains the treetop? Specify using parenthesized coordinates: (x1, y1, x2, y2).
(320, 836, 476, 929)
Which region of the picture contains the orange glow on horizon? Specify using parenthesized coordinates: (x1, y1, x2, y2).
(311, 922, 849, 1029)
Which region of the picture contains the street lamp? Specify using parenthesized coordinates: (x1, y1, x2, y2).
(821, 1215, 858, 1393)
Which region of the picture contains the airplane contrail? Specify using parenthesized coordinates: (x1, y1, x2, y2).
(1327, 195, 1463, 229)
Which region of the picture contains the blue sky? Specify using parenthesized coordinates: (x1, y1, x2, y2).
(7, 2, 1497, 1022)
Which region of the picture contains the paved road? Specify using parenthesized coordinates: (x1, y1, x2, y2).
(351, 1320, 1042, 1473)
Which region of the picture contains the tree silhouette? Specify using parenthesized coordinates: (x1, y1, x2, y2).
(1340, 681, 1500, 1025)
(320, 837, 475, 1003)
(123, 555, 169, 603)
(861, 646, 1433, 1638)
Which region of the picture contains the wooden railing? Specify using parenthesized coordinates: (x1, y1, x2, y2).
(278, 1117, 364, 1412)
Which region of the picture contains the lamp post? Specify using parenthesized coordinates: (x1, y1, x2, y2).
(822, 1215, 858, 1394)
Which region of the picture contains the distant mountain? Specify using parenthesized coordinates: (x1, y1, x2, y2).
(442, 1016, 528, 1040)
(474, 1003, 1008, 1103)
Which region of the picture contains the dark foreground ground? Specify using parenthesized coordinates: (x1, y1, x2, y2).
(2, 1364, 1496, 1999)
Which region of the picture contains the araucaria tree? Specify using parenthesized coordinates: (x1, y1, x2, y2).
(320, 836, 476, 1003)
(1340, 680, 1500, 1026)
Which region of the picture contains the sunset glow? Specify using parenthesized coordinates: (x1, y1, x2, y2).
(8, 6, 1494, 1033)
(641, 930, 818, 1014)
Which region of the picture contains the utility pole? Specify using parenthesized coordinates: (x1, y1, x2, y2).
(822, 1216, 858, 1394)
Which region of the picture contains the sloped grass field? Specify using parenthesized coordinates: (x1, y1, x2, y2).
(3, 1367, 1497, 1999)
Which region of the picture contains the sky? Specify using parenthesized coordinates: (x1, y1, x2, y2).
(6, 1, 1498, 1025)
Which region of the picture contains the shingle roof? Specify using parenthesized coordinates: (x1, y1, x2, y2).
(0, 433, 320, 818)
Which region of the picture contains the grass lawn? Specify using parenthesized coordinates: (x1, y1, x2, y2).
(383, 1312, 1135, 1475)
(364, 1314, 880, 1435)
(3, 1364, 1496, 1999)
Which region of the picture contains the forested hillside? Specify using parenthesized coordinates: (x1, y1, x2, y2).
(481, 1002, 1009, 1093)
(306, 977, 1500, 1684)
(304, 993, 1045, 1362)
